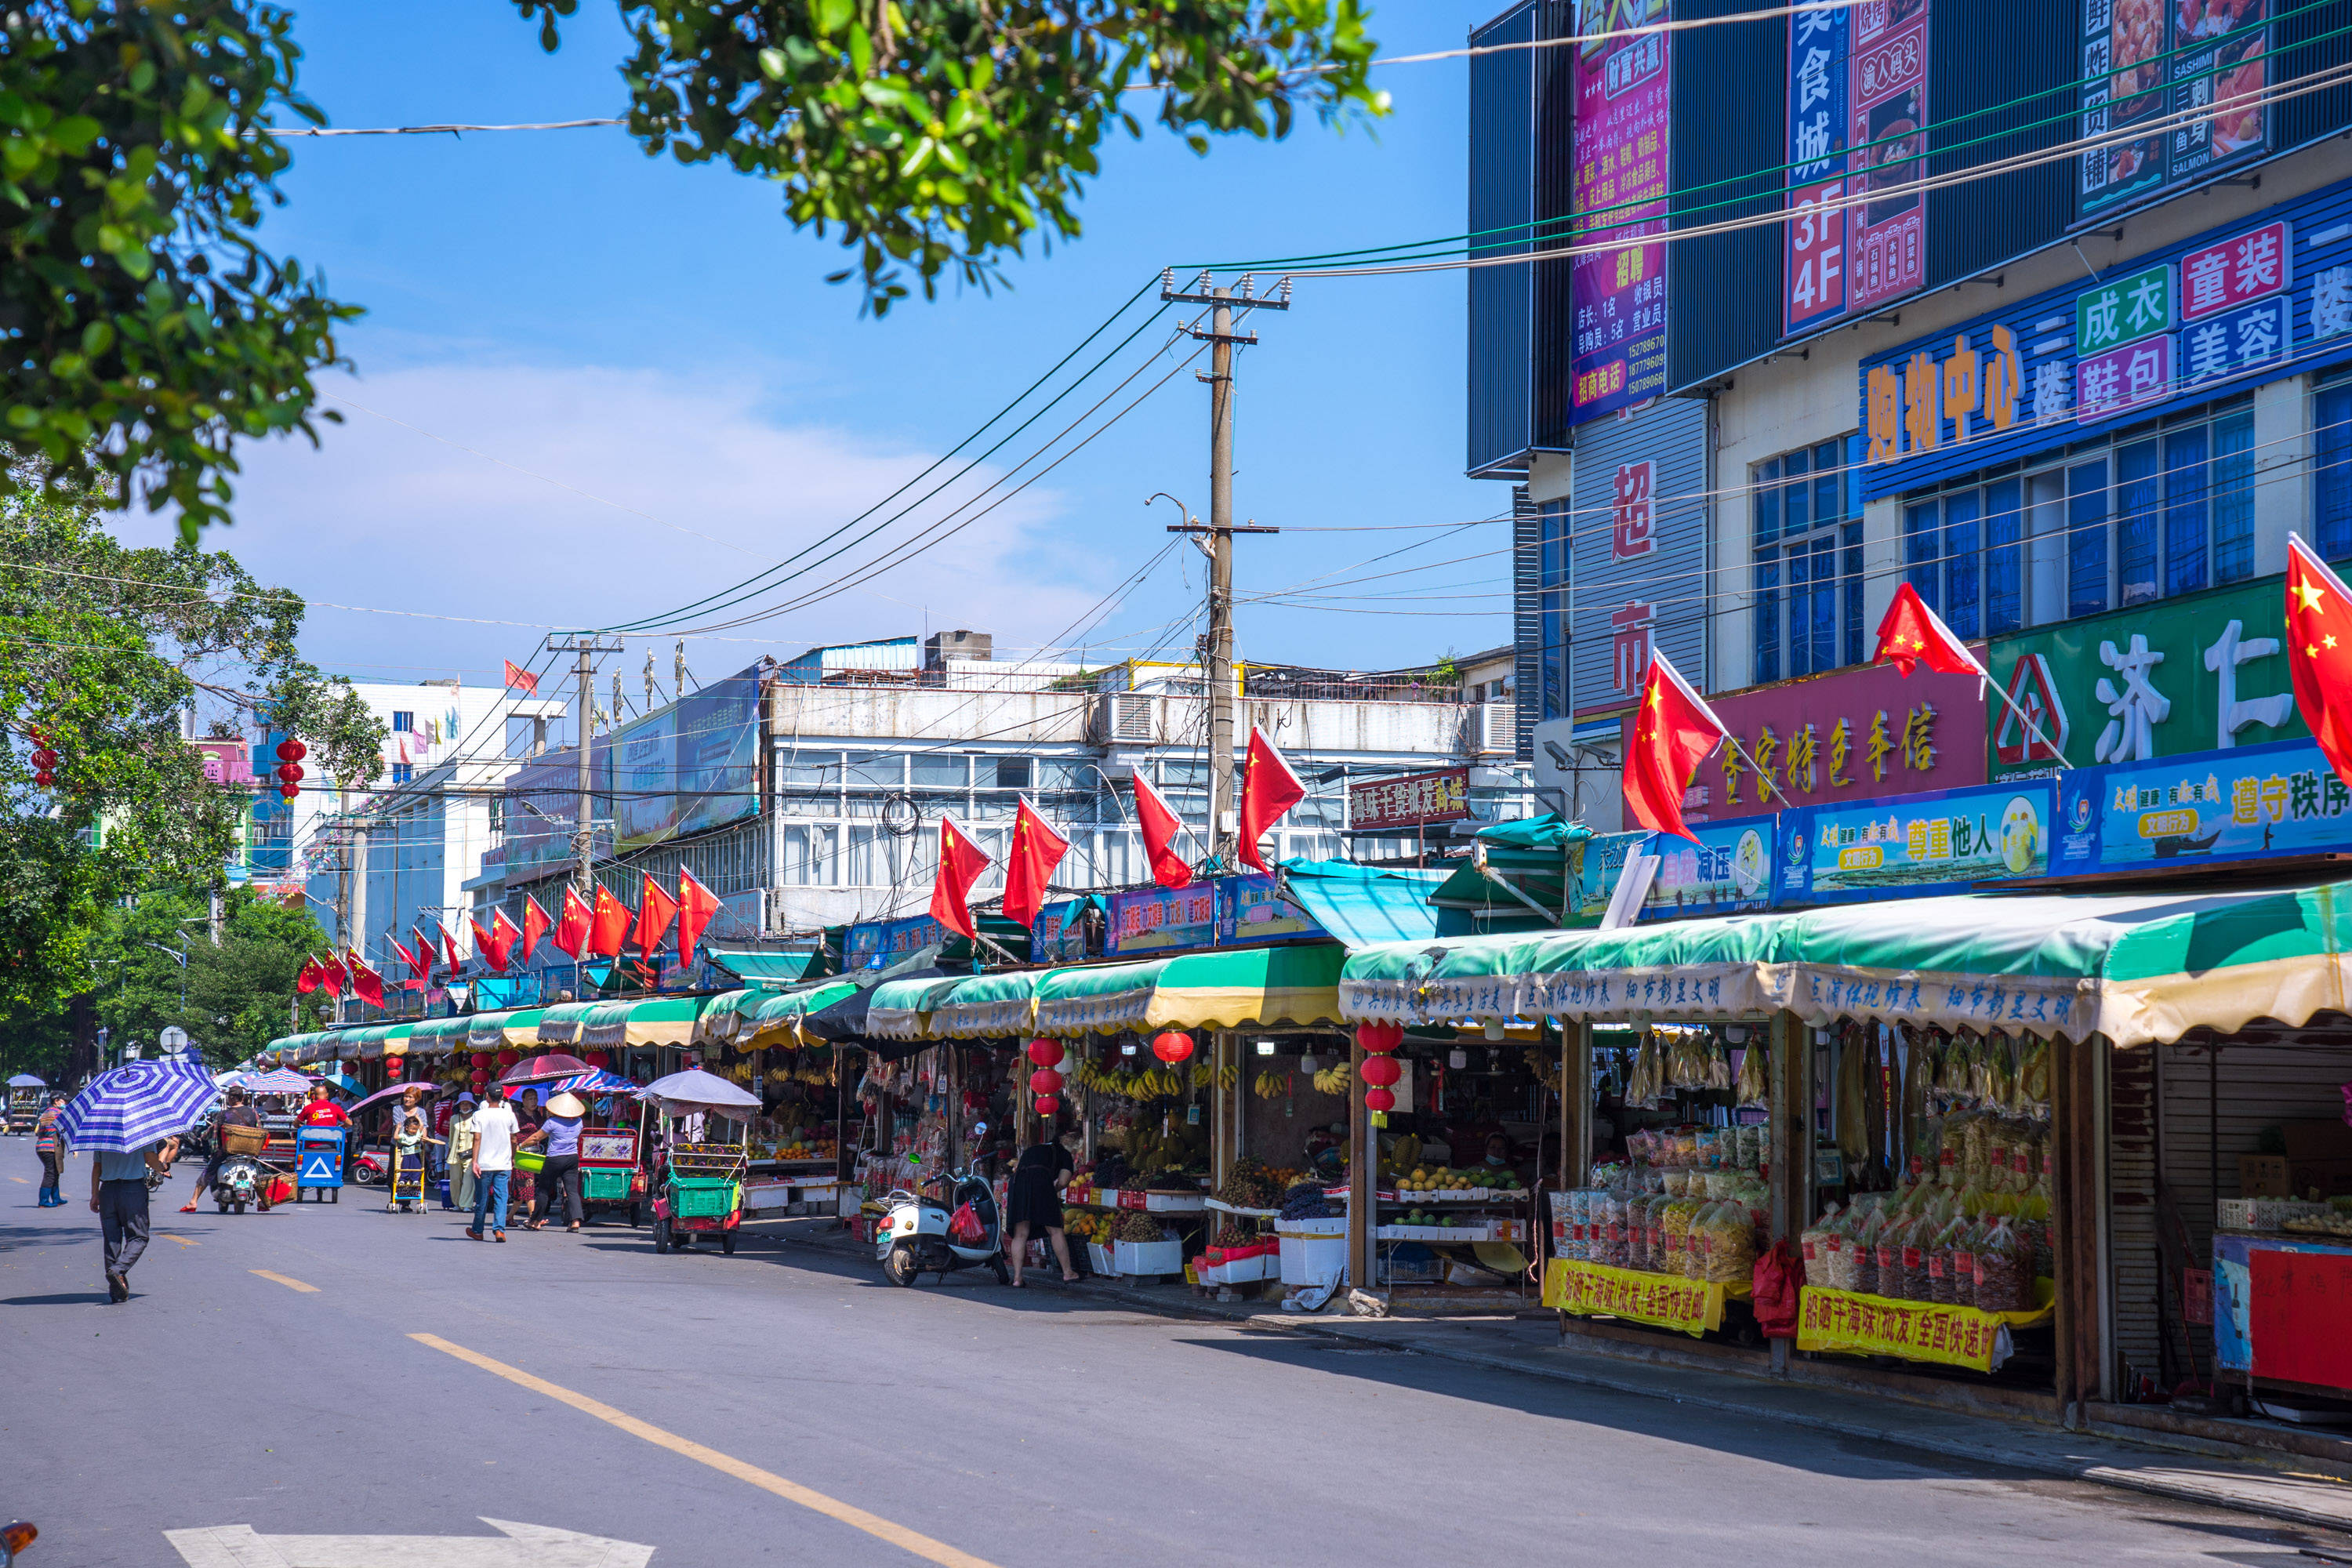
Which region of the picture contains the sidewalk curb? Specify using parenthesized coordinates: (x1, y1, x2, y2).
(1069, 1279, 2352, 1536)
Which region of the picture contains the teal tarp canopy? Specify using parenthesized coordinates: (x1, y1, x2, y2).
(1276, 858, 1444, 947)
(1426, 815, 1599, 935)
(710, 949, 818, 984)
(1475, 813, 1590, 850)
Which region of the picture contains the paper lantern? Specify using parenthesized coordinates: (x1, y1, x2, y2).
(384, 1056, 405, 1078)
(34, 771, 54, 787)
(280, 784, 299, 800)
(277, 762, 304, 783)
(495, 1049, 517, 1067)
(472, 1051, 492, 1070)
(1033, 1094, 1059, 1116)
(585, 1050, 608, 1069)
(30, 748, 56, 769)
(1025, 1037, 1065, 1068)
(1029, 1067, 1062, 1096)
(276, 739, 307, 762)
(469, 1070, 488, 1087)
(1359, 1054, 1401, 1088)
(1357, 1021, 1404, 1054)
(1364, 1087, 1396, 1113)
(1151, 1030, 1194, 1064)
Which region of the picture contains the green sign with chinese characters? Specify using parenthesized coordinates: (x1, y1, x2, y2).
(2075, 261, 2175, 356)
(1984, 575, 2306, 782)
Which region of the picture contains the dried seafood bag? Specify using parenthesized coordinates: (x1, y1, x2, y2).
(1927, 1212, 1971, 1305)
(1661, 1198, 1698, 1276)
(1696, 1200, 1754, 1283)
(1734, 1038, 1769, 1107)
(1974, 1216, 2029, 1312)
(1801, 1202, 1842, 1283)
(1705, 1036, 1734, 1092)
(1849, 1203, 1883, 1295)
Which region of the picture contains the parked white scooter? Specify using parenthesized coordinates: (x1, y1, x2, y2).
(876, 1124, 1008, 1287)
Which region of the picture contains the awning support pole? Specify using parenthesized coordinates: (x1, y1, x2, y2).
(1348, 1030, 1373, 1296)
(1768, 1010, 1808, 1377)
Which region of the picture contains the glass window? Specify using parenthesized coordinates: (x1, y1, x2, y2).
(1752, 557, 1781, 684)
(1034, 758, 1091, 793)
(1754, 436, 1862, 684)
(2314, 378, 2352, 561)
(909, 753, 967, 789)
(844, 751, 902, 792)
(987, 756, 1032, 790)
(1985, 477, 2024, 637)
(2067, 459, 2110, 618)
(1540, 498, 1571, 722)
(2163, 425, 2210, 598)
(392, 711, 413, 734)
(775, 751, 840, 789)
(2212, 414, 2255, 583)
(390, 764, 413, 785)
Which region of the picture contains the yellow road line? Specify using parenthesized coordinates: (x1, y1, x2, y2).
(160, 1235, 199, 1247)
(7, 1175, 25, 1184)
(411, 1333, 1001, 1568)
(250, 1269, 318, 1293)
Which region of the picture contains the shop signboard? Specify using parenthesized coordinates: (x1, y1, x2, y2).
(616, 662, 764, 851)
(1566, 0, 1669, 424)
(1566, 397, 1710, 720)
(1984, 575, 2305, 781)
(1637, 820, 1777, 918)
(1858, 179, 2352, 500)
(1783, 0, 1850, 334)
(2049, 736, 2352, 875)
(501, 739, 612, 880)
(844, 913, 951, 972)
(1775, 779, 2056, 904)
(1214, 873, 1328, 945)
(2079, 0, 2270, 220)
(1109, 882, 1216, 956)
(1782, 0, 1929, 335)
(1693, 657, 1986, 822)
(1031, 898, 1098, 964)
(613, 706, 677, 850)
(1347, 768, 1470, 832)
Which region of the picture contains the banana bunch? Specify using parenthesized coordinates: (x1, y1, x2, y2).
(1253, 1069, 1289, 1101)
(1311, 1061, 1353, 1095)
(1190, 1062, 1216, 1091)
(1215, 1062, 1239, 1091)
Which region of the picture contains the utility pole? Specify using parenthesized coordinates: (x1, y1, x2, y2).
(1159, 270, 1289, 867)
(546, 635, 626, 898)
(332, 787, 350, 1024)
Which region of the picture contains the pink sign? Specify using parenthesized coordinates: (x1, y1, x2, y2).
(1846, 2, 1928, 312)
(191, 739, 255, 786)
(1610, 461, 1656, 559)
(1682, 656, 1987, 823)
(2078, 336, 2174, 422)
(1567, 7, 1670, 423)
(2179, 220, 2292, 322)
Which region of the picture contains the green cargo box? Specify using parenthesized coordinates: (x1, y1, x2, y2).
(670, 1177, 738, 1219)
(583, 1167, 633, 1202)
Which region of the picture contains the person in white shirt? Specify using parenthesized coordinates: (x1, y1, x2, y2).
(465, 1082, 522, 1242)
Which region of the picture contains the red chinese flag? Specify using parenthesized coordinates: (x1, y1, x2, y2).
(676, 869, 720, 967)
(503, 659, 538, 696)
(1873, 581, 1986, 681)
(1001, 797, 1071, 931)
(437, 920, 462, 975)
(389, 936, 423, 991)
(489, 908, 523, 972)
(347, 949, 386, 1009)
(470, 915, 502, 975)
(318, 951, 347, 1000)
(1236, 726, 1307, 873)
(552, 885, 593, 960)
(633, 871, 681, 957)
(588, 884, 632, 958)
(295, 955, 323, 995)
(520, 895, 554, 964)
(928, 816, 993, 940)
(2287, 534, 2352, 788)
(1131, 771, 1193, 890)
(1623, 652, 1729, 844)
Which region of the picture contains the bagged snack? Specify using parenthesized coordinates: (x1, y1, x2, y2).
(1949, 1217, 1987, 1311)
(1802, 1202, 1841, 1287)
(1873, 1210, 1904, 1298)
(1849, 1207, 1882, 1296)
(1696, 1200, 1755, 1283)
(1735, 1041, 1768, 1108)
(1974, 1216, 2028, 1312)
(1926, 1214, 1969, 1305)
(1661, 1199, 1698, 1278)
(1896, 1209, 1941, 1301)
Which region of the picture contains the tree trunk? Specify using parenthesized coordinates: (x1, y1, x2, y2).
(67, 990, 100, 1083)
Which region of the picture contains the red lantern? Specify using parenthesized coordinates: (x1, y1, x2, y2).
(1358, 1021, 1404, 1054)
(585, 1050, 608, 1069)
(280, 783, 299, 800)
(470, 1069, 488, 1088)
(1360, 1054, 1401, 1088)
(1025, 1037, 1064, 1068)
(495, 1049, 517, 1067)
(277, 762, 303, 784)
(385, 1056, 405, 1078)
(1365, 1087, 1396, 1113)
(276, 739, 307, 762)
(1029, 1067, 1062, 1096)
(1151, 1030, 1193, 1064)
(1033, 1094, 1059, 1116)
(34, 771, 54, 787)
(29, 749, 56, 769)
(471, 1051, 492, 1070)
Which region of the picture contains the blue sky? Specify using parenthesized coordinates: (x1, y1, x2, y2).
(194, 2, 1514, 693)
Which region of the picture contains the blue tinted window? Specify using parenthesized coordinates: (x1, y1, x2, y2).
(2116, 439, 2162, 606)
(1754, 554, 1780, 684)
(1985, 477, 2023, 637)
(2163, 426, 2209, 598)
(1753, 456, 1781, 546)
(2067, 459, 2111, 618)
(2319, 383, 2352, 561)
(1943, 489, 1982, 641)
(2212, 411, 2254, 584)
(1904, 502, 1940, 611)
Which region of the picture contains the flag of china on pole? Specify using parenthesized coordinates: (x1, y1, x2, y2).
(296, 955, 325, 995)
(437, 920, 463, 976)
(318, 951, 347, 999)
(1872, 581, 1988, 684)
(552, 885, 593, 960)
(676, 870, 720, 968)
(1001, 797, 1070, 931)
(486, 909, 523, 973)
(521, 895, 554, 964)
(470, 914, 503, 975)
(928, 815, 993, 940)
(503, 659, 539, 696)
(2287, 534, 2352, 787)
(391, 935, 426, 991)
(633, 871, 681, 959)
(1236, 726, 1307, 873)
(1131, 771, 1194, 889)
(588, 884, 631, 958)
(347, 949, 387, 1009)
(1623, 651, 1730, 844)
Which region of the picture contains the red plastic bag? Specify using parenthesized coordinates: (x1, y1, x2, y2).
(949, 1202, 985, 1245)
(1752, 1236, 1804, 1339)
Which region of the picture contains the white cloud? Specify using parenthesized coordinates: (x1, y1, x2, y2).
(154, 358, 1118, 685)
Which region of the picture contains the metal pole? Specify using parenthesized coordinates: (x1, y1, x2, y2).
(578, 644, 596, 895)
(1207, 288, 1236, 864)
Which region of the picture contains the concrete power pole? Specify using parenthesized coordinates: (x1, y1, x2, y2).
(1158, 270, 1288, 866)
(546, 635, 625, 898)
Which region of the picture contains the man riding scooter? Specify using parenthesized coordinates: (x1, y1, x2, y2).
(180, 1087, 271, 1214)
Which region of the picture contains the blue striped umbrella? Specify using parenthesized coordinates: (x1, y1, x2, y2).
(229, 1068, 316, 1095)
(550, 1069, 644, 1098)
(57, 1058, 219, 1153)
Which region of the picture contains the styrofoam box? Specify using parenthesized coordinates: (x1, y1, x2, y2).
(1221, 1250, 1276, 1283)
(1087, 1241, 1118, 1276)
(1275, 1217, 1348, 1238)
(1115, 1238, 1183, 1276)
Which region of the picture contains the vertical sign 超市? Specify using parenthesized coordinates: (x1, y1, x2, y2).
(2082, 0, 2271, 219)
(1848, 0, 1928, 313)
(1785, 0, 1849, 333)
(1569, 0, 1670, 423)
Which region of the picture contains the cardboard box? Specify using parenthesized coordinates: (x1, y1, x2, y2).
(2239, 1155, 2292, 1197)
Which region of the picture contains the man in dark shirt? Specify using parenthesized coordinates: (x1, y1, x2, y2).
(180, 1088, 267, 1214)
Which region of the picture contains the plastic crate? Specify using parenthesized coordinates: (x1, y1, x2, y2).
(671, 1178, 738, 1219)
(582, 1167, 632, 1202)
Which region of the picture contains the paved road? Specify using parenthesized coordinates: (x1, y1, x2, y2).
(6, 1149, 2350, 1567)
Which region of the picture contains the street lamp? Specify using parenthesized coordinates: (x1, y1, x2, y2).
(140, 937, 191, 1013)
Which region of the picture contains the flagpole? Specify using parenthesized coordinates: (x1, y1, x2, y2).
(1978, 662, 2074, 769)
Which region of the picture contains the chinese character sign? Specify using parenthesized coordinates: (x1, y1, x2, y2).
(1777, 779, 2056, 904)
(1348, 768, 1472, 832)
(1784, 0, 1849, 333)
(2048, 736, 2352, 875)
(2082, 0, 2271, 217)
(1848, 0, 1928, 312)
(1611, 460, 1656, 558)
(1569, 7, 1670, 423)
(1697, 658, 1987, 822)
(1109, 884, 1218, 955)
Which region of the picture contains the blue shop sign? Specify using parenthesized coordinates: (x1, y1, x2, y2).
(1215, 873, 1328, 945)
(1639, 820, 1776, 919)
(1777, 779, 2057, 904)
(844, 913, 952, 971)
(1109, 881, 1217, 955)
(1857, 179, 2352, 500)
(2051, 735, 2352, 875)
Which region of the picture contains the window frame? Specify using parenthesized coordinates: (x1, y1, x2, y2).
(1752, 434, 1864, 683)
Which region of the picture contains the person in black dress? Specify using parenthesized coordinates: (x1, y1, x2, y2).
(1004, 1125, 1078, 1286)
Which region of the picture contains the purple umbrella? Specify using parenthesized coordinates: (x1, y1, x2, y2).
(498, 1053, 592, 1086)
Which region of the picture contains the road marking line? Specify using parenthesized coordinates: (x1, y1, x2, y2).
(7, 1176, 25, 1185)
(411, 1333, 1002, 1568)
(161, 1235, 199, 1247)
(250, 1269, 318, 1293)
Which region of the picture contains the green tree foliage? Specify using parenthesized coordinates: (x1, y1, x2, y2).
(0, 1, 360, 544)
(0, 480, 383, 1017)
(514, 0, 1385, 311)
(86, 886, 334, 1066)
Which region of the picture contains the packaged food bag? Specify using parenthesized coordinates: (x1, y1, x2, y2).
(1974, 1216, 2029, 1312)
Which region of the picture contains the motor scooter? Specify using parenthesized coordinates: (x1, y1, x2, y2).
(875, 1124, 1007, 1287)
(212, 1154, 274, 1214)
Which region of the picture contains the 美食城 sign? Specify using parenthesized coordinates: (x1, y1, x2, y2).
(1348, 767, 1470, 832)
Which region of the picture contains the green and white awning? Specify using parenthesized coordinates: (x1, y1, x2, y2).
(1339, 883, 2352, 1048)
(929, 971, 1040, 1039)
(536, 1000, 600, 1044)
(579, 996, 710, 1049)
(1034, 959, 1171, 1035)
(742, 981, 860, 1044)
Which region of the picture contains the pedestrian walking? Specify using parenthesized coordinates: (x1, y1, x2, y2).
(465, 1083, 521, 1242)
(90, 1135, 177, 1302)
(521, 1091, 586, 1232)
(444, 1092, 478, 1212)
(34, 1094, 67, 1207)
(390, 1115, 440, 1213)
(1004, 1123, 1080, 1287)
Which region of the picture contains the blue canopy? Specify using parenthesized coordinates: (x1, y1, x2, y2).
(1276, 859, 1445, 947)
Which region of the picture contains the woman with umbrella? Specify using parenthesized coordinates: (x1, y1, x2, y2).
(58, 1058, 215, 1303)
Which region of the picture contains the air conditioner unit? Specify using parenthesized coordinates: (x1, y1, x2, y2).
(1473, 702, 1517, 755)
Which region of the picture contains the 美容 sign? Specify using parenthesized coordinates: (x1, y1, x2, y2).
(1690, 656, 1986, 822)
(1984, 575, 2306, 781)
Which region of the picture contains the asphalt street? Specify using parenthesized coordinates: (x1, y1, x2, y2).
(7, 1147, 2352, 1568)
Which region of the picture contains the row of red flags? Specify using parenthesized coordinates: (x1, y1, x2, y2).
(296, 869, 723, 1001)
(1624, 535, 2352, 840)
(927, 724, 1307, 940)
